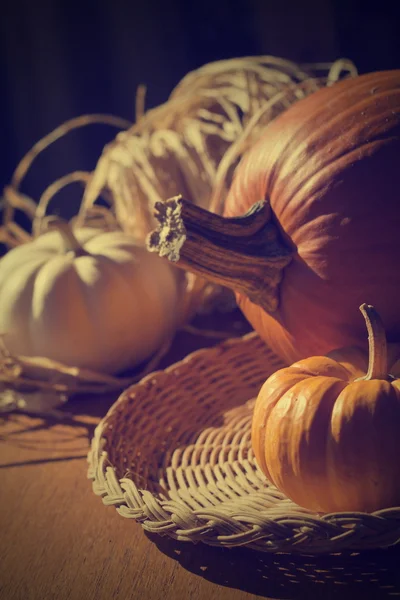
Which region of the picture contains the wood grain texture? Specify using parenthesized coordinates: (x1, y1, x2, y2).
(1, 316, 400, 600)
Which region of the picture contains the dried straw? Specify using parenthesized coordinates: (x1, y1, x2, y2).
(0, 56, 358, 409)
(81, 57, 357, 236)
(78, 56, 357, 318)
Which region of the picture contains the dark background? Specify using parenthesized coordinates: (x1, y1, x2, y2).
(1, 0, 399, 204)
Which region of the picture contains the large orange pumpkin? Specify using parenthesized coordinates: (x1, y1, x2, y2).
(251, 304, 400, 513)
(148, 70, 400, 365)
(223, 70, 400, 363)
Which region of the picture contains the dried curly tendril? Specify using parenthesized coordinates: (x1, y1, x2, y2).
(1, 55, 358, 320)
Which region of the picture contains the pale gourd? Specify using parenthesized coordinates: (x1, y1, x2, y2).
(0, 223, 182, 374)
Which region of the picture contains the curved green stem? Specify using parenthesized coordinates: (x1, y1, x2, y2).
(359, 303, 388, 381)
(48, 219, 89, 257)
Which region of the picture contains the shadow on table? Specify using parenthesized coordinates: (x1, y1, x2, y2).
(145, 531, 400, 599)
(0, 313, 252, 467)
(1, 312, 251, 426)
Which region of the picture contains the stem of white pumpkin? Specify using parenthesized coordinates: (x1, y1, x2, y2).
(146, 195, 292, 313)
(48, 219, 90, 257)
(359, 303, 389, 380)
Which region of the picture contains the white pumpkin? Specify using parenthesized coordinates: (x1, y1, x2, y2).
(0, 222, 182, 374)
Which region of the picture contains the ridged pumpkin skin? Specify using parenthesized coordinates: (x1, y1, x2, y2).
(224, 70, 400, 364)
(0, 227, 181, 374)
(252, 354, 400, 513)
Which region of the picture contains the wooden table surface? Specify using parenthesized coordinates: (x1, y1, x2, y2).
(1, 316, 400, 600)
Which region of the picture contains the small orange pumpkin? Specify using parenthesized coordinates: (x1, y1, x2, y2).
(252, 304, 400, 513)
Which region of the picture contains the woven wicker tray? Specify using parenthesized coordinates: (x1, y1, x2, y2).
(88, 332, 400, 554)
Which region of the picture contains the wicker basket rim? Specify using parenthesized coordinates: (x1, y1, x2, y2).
(88, 333, 400, 554)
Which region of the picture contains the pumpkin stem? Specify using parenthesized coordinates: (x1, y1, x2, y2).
(146, 195, 292, 313)
(359, 303, 389, 380)
(47, 219, 89, 257)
